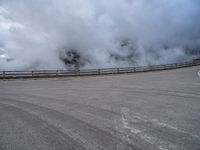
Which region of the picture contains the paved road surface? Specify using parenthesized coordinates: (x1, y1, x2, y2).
(0, 66, 200, 150)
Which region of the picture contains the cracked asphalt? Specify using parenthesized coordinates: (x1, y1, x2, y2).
(0, 66, 200, 150)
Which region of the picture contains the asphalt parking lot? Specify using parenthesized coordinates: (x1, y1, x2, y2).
(0, 66, 200, 150)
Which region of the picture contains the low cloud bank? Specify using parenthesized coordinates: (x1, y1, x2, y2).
(0, 0, 200, 70)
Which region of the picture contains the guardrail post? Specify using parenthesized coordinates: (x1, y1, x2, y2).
(131, 68, 133, 73)
(77, 70, 80, 76)
(98, 69, 101, 75)
(117, 68, 119, 74)
(32, 71, 34, 77)
(79, 69, 81, 76)
(3, 71, 5, 81)
(56, 70, 58, 77)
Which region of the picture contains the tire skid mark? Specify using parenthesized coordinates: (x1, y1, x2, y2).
(1, 93, 119, 120)
(0, 96, 120, 138)
(0, 94, 123, 138)
(66, 102, 118, 119)
(0, 102, 86, 150)
(0, 99, 107, 150)
(4, 85, 200, 102)
(0, 94, 126, 137)
(0, 98, 138, 150)
(43, 86, 200, 99)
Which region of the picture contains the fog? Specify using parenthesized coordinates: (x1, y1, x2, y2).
(0, 0, 200, 70)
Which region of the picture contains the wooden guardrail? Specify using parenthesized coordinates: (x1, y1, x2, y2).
(0, 59, 200, 80)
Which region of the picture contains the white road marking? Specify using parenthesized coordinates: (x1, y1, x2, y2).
(120, 108, 167, 150)
(119, 108, 183, 150)
(118, 107, 200, 150)
(121, 110, 142, 134)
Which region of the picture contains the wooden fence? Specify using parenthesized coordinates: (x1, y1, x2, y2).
(1, 59, 200, 80)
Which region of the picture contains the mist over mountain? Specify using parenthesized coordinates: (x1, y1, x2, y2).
(0, 0, 200, 70)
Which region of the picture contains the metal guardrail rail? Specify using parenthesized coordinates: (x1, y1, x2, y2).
(0, 59, 200, 80)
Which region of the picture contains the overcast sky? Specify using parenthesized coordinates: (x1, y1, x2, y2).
(0, 0, 200, 70)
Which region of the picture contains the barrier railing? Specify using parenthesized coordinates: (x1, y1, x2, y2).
(0, 59, 200, 80)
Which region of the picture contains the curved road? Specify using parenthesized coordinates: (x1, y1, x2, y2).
(0, 66, 200, 150)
